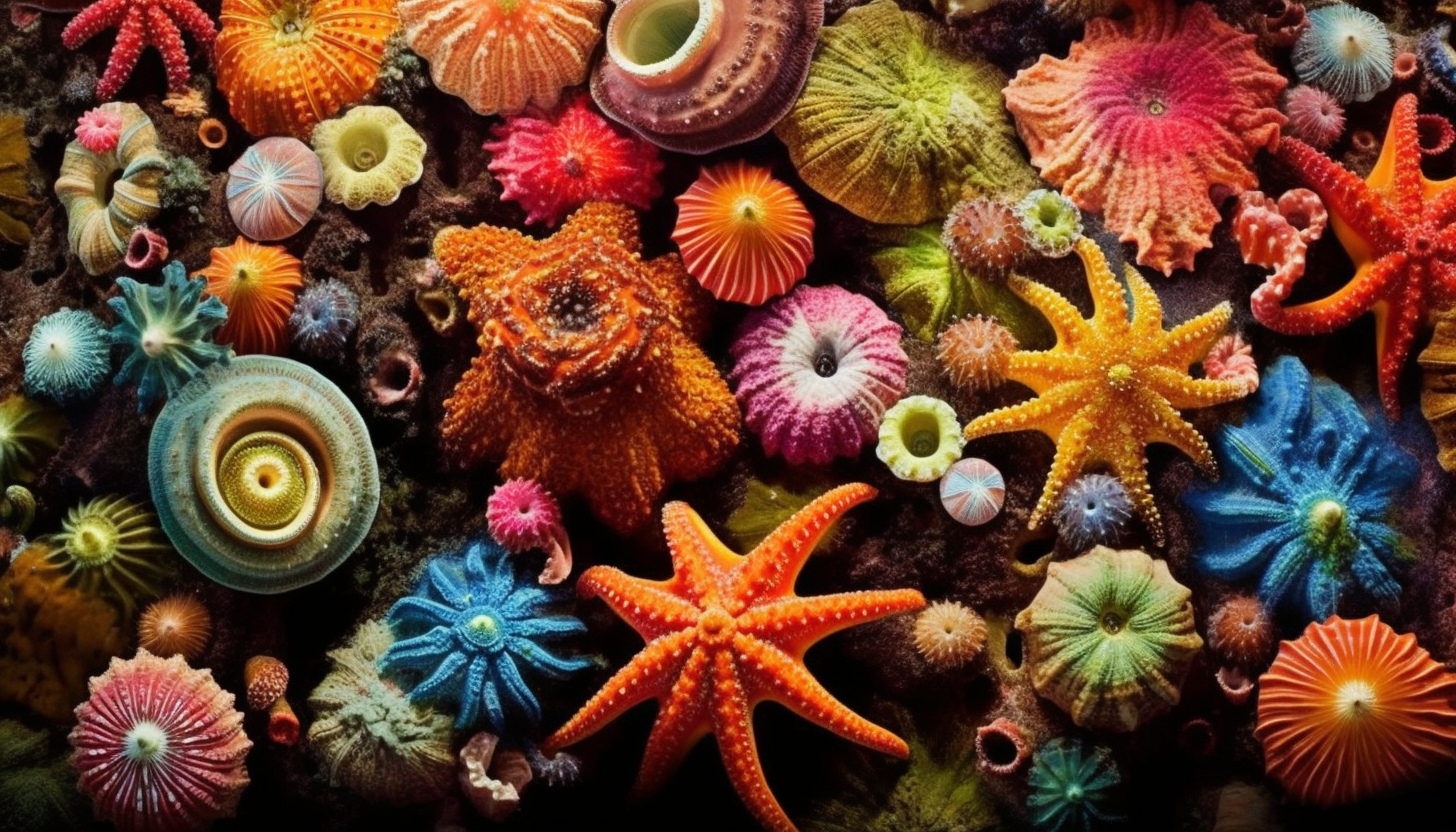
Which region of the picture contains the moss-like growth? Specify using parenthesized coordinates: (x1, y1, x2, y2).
(0, 720, 90, 832)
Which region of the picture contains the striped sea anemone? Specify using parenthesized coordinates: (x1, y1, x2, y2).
(137, 595, 213, 661)
(1053, 473, 1134, 551)
(22, 308, 110, 406)
(942, 196, 1026, 274)
(912, 600, 987, 668)
(69, 650, 251, 832)
(1256, 615, 1456, 806)
(940, 458, 1005, 527)
(38, 495, 174, 615)
(937, 315, 1017, 392)
(399, 0, 605, 116)
(1283, 85, 1346, 150)
(1292, 4, 1394, 104)
(197, 238, 305, 356)
(1206, 595, 1275, 670)
(226, 137, 324, 242)
(672, 160, 815, 306)
(216, 0, 399, 139)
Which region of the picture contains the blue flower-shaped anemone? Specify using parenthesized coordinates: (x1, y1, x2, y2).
(108, 260, 230, 412)
(1186, 356, 1416, 623)
(379, 536, 592, 733)
(1027, 738, 1122, 832)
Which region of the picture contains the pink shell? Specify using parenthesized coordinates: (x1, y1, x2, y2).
(940, 458, 1006, 527)
(226, 137, 324, 241)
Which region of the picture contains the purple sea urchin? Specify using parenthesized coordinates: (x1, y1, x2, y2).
(288, 280, 359, 360)
(1053, 474, 1134, 551)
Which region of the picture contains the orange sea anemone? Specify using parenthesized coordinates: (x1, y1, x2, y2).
(398, 0, 606, 116)
(137, 594, 213, 661)
(671, 160, 815, 306)
(216, 0, 399, 139)
(196, 238, 305, 356)
(1256, 615, 1456, 806)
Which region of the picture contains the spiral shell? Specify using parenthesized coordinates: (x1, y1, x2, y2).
(227, 137, 324, 241)
(148, 356, 380, 593)
(53, 102, 169, 276)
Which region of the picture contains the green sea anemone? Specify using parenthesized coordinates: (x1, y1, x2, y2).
(775, 0, 1035, 225)
(312, 105, 426, 210)
(1016, 189, 1084, 259)
(1016, 546, 1202, 733)
(0, 396, 62, 487)
(1026, 737, 1124, 832)
(37, 494, 175, 614)
(148, 355, 380, 594)
(108, 261, 231, 413)
(876, 395, 965, 483)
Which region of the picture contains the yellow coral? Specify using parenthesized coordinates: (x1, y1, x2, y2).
(312, 105, 426, 210)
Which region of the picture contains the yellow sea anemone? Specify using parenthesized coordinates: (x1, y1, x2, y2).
(312, 106, 426, 210)
(876, 395, 965, 482)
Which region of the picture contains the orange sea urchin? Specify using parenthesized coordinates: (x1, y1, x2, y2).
(672, 160, 815, 306)
(215, 0, 398, 139)
(137, 594, 213, 661)
(1256, 615, 1456, 806)
(197, 237, 304, 356)
(399, 0, 605, 116)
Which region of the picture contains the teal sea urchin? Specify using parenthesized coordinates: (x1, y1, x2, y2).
(23, 309, 109, 406)
(148, 355, 380, 594)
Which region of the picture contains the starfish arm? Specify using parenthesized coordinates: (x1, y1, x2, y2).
(1075, 238, 1132, 336)
(145, 4, 194, 93)
(508, 637, 595, 678)
(627, 646, 713, 798)
(1157, 302, 1233, 368)
(963, 386, 1089, 445)
(407, 650, 470, 703)
(1277, 137, 1401, 249)
(94, 8, 146, 102)
(1254, 253, 1404, 336)
(1106, 433, 1165, 546)
(1143, 366, 1250, 410)
(738, 589, 928, 658)
(1375, 286, 1425, 419)
(1005, 351, 1094, 389)
(161, 0, 218, 54)
(426, 558, 470, 608)
(735, 634, 909, 758)
(388, 596, 458, 627)
(379, 630, 454, 669)
(60, 0, 127, 47)
(1027, 413, 1096, 532)
(577, 565, 702, 642)
(1136, 388, 1220, 473)
(513, 615, 588, 640)
(496, 655, 544, 727)
(1425, 185, 1456, 232)
(734, 483, 878, 605)
(661, 500, 742, 609)
(1007, 275, 1095, 347)
(1124, 264, 1168, 340)
(1376, 94, 1424, 213)
(543, 629, 696, 752)
(708, 650, 796, 832)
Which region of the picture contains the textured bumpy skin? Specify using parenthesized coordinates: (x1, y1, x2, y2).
(1254, 93, 1456, 419)
(438, 202, 739, 534)
(544, 483, 926, 832)
(61, 0, 217, 100)
(962, 238, 1251, 546)
(1016, 546, 1203, 733)
(1003, 0, 1287, 274)
(1256, 615, 1456, 806)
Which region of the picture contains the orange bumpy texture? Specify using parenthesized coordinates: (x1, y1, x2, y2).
(215, 0, 398, 139)
(438, 202, 740, 534)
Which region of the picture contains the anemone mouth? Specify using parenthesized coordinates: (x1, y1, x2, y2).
(69, 516, 120, 566)
(1099, 607, 1128, 635)
(899, 410, 944, 458)
(811, 337, 840, 378)
(213, 428, 322, 546)
(606, 0, 722, 85)
(338, 121, 390, 173)
(456, 606, 507, 652)
(124, 720, 170, 764)
(270, 2, 310, 43)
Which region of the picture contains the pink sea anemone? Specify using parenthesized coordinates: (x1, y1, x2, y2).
(76, 107, 121, 153)
(69, 649, 252, 832)
(484, 93, 662, 228)
(729, 284, 907, 466)
(486, 478, 573, 585)
(1283, 85, 1345, 150)
(124, 226, 169, 271)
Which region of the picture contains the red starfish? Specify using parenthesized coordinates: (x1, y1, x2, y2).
(1253, 93, 1456, 418)
(544, 483, 925, 832)
(62, 0, 216, 101)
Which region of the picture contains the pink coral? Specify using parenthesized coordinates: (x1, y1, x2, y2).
(69, 649, 251, 832)
(1283, 86, 1345, 150)
(1202, 333, 1259, 394)
(1237, 189, 1329, 325)
(62, 0, 217, 101)
(486, 478, 572, 585)
(76, 107, 122, 153)
(1003, 0, 1287, 274)
(484, 94, 662, 228)
(729, 284, 907, 467)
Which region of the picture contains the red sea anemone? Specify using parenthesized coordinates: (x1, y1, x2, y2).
(1256, 615, 1456, 806)
(484, 94, 663, 228)
(69, 650, 251, 832)
(672, 160, 815, 306)
(1003, 0, 1286, 274)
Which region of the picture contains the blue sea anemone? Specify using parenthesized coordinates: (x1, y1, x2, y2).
(1292, 4, 1394, 104)
(1027, 738, 1123, 832)
(108, 260, 231, 412)
(1053, 474, 1133, 551)
(289, 280, 359, 360)
(1421, 21, 1456, 105)
(378, 536, 593, 733)
(1185, 356, 1416, 623)
(22, 309, 109, 406)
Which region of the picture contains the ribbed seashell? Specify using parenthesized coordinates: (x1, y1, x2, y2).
(53, 102, 169, 276)
(1420, 312, 1456, 471)
(148, 355, 380, 593)
(939, 458, 1005, 527)
(227, 137, 324, 241)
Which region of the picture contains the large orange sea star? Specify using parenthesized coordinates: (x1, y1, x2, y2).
(544, 483, 926, 832)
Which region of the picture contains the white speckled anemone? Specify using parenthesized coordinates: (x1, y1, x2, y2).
(148, 355, 379, 593)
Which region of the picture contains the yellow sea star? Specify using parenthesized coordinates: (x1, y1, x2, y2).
(962, 238, 1252, 545)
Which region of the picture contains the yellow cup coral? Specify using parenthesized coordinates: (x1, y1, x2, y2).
(311, 106, 426, 210)
(876, 395, 965, 482)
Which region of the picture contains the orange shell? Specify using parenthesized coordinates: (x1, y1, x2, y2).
(196, 237, 305, 355)
(1256, 615, 1456, 806)
(671, 160, 815, 306)
(216, 0, 398, 139)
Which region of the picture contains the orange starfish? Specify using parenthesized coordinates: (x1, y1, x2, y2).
(1253, 93, 1456, 418)
(543, 483, 926, 832)
(962, 237, 1252, 546)
(438, 202, 740, 534)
